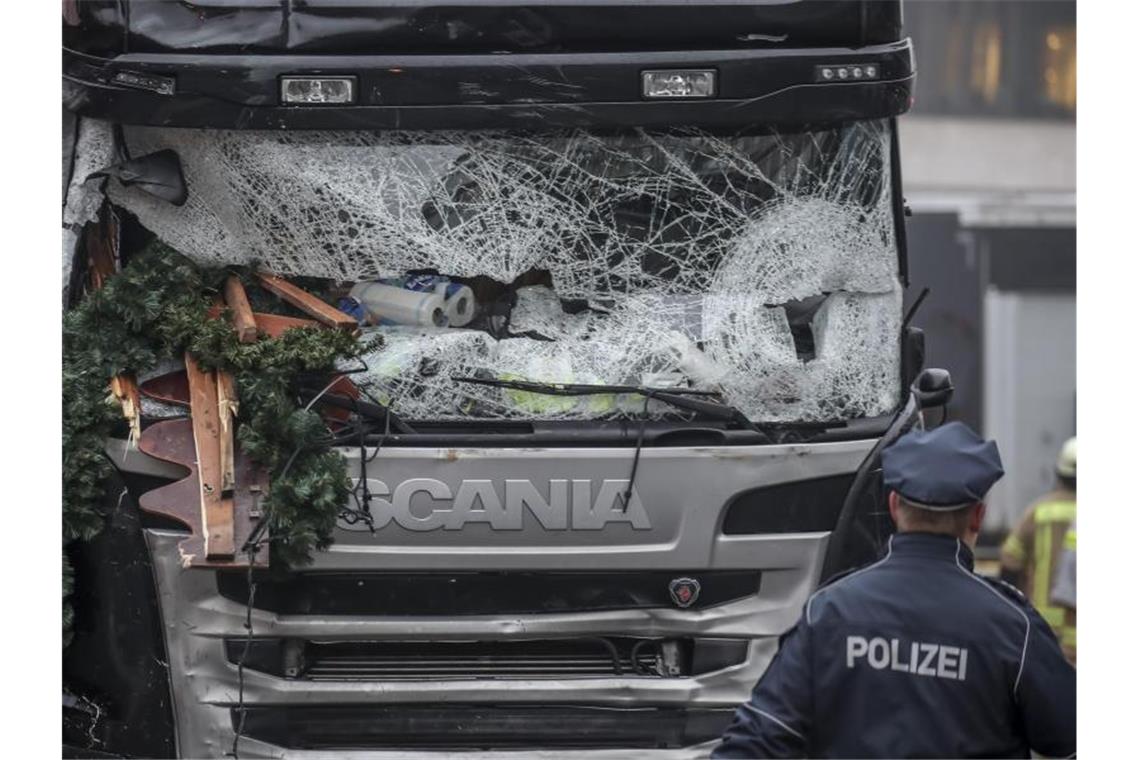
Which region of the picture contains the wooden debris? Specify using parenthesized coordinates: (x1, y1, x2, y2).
(250, 312, 321, 338)
(253, 271, 359, 332)
(142, 361, 360, 430)
(85, 213, 118, 292)
(217, 370, 239, 495)
(138, 418, 269, 569)
(85, 214, 141, 443)
(109, 373, 142, 446)
(184, 352, 235, 559)
(223, 275, 259, 343)
(206, 304, 320, 338)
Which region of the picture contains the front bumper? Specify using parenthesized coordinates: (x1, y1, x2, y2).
(148, 529, 800, 757)
(147, 439, 870, 756)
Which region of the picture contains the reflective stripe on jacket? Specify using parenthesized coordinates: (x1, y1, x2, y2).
(1000, 490, 1076, 642)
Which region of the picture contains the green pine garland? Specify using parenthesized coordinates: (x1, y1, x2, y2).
(63, 240, 377, 644)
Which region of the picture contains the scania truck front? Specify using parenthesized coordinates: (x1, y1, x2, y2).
(63, 2, 934, 756)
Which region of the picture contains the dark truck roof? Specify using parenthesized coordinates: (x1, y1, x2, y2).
(63, 1, 913, 130)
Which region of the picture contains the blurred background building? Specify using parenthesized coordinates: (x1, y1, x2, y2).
(902, 0, 1076, 543)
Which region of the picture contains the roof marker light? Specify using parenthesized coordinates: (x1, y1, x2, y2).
(815, 64, 883, 84)
(642, 70, 717, 99)
(113, 71, 176, 96)
(281, 77, 357, 105)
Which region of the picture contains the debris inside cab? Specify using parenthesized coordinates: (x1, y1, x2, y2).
(93, 119, 902, 423)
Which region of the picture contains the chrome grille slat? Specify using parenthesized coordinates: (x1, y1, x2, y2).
(305, 649, 661, 679)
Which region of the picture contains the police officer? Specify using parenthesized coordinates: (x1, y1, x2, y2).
(712, 422, 1076, 758)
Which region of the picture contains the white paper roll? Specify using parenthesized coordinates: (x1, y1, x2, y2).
(443, 284, 476, 327)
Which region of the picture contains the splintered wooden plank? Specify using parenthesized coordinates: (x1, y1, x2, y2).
(85, 213, 118, 291)
(109, 372, 142, 445)
(252, 312, 320, 337)
(223, 276, 259, 343)
(207, 304, 320, 338)
(217, 370, 239, 494)
(253, 271, 358, 331)
(84, 216, 142, 443)
(184, 352, 235, 558)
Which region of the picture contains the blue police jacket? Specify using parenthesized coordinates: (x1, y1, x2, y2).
(712, 532, 1076, 758)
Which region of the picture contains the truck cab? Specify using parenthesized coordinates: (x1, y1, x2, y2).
(63, 2, 924, 756)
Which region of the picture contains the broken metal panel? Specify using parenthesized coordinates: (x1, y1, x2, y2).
(105, 119, 902, 422)
(63, 118, 115, 231)
(62, 117, 117, 299)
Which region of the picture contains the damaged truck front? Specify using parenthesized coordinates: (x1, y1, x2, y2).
(63, 2, 936, 757)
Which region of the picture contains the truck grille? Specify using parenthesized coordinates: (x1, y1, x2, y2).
(225, 637, 748, 681)
(306, 639, 658, 680)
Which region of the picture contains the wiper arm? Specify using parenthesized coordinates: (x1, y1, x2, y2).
(452, 375, 768, 439)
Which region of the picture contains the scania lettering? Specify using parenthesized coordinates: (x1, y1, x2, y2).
(348, 478, 652, 532)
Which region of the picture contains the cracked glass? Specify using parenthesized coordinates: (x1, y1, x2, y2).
(105, 119, 903, 422)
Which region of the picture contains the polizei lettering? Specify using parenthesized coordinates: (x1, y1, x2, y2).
(845, 635, 969, 681)
(347, 478, 652, 531)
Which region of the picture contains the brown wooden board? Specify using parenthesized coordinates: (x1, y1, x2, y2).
(202, 307, 321, 338)
(249, 312, 322, 338)
(184, 353, 235, 558)
(109, 372, 142, 443)
(254, 271, 358, 331)
(85, 213, 118, 291)
(217, 369, 239, 494)
(223, 275, 259, 343)
(138, 418, 269, 568)
(85, 215, 144, 440)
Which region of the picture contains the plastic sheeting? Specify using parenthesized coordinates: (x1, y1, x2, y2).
(106, 121, 904, 422)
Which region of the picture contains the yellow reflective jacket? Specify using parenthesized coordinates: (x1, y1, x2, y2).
(1000, 489, 1076, 657)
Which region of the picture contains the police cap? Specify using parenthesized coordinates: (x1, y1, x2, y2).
(881, 422, 1004, 510)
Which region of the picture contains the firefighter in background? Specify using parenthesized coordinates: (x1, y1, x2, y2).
(1050, 518, 1077, 664)
(999, 437, 1076, 656)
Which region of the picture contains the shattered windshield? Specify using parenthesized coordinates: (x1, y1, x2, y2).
(107, 120, 902, 423)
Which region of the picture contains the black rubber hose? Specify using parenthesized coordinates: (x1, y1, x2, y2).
(820, 393, 919, 581)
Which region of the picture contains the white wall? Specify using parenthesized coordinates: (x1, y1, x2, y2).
(899, 116, 1075, 227)
(982, 289, 1076, 530)
(900, 116, 1075, 194)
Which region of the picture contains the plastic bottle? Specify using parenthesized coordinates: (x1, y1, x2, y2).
(347, 282, 448, 327)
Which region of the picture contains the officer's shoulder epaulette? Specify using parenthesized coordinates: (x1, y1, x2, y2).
(981, 575, 1028, 605)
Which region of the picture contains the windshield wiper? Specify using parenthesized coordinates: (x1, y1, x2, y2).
(452, 375, 769, 439)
